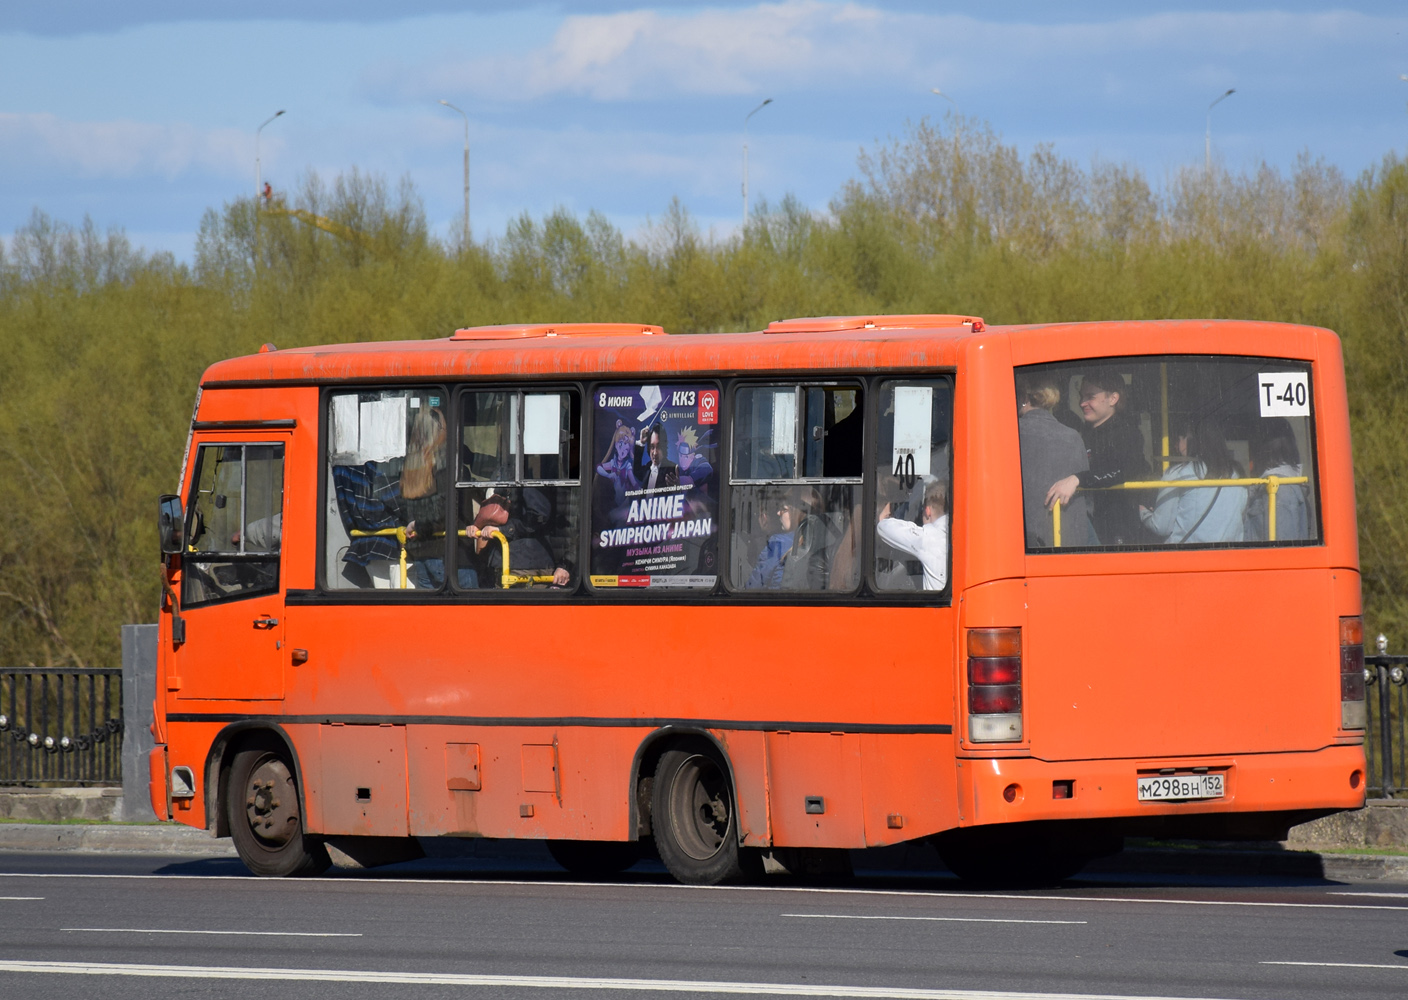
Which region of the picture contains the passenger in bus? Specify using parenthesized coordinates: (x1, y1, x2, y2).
(1017, 375, 1095, 547)
(233, 514, 281, 551)
(331, 461, 405, 588)
(876, 479, 949, 590)
(1043, 367, 1150, 545)
(744, 491, 794, 589)
(823, 401, 864, 478)
(402, 408, 480, 590)
(1140, 417, 1248, 544)
(469, 488, 573, 587)
(1244, 418, 1309, 542)
(745, 488, 830, 589)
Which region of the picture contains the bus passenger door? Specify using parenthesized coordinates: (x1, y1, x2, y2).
(174, 437, 289, 702)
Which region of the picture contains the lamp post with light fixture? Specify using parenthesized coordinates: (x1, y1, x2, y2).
(438, 99, 471, 246)
(1206, 89, 1235, 174)
(742, 98, 773, 227)
(255, 109, 285, 205)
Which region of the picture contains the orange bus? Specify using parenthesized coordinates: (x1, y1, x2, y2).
(151, 315, 1367, 884)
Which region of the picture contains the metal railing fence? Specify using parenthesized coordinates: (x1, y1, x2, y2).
(1366, 637, 1408, 799)
(0, 668, 123, 786)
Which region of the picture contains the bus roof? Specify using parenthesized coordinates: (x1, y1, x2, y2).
(199, 315, 1336, 386)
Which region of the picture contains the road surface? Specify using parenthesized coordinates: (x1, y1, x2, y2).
(0, 850, 1404, 999)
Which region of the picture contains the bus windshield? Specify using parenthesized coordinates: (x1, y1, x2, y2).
(1016, 356, 1319, 551)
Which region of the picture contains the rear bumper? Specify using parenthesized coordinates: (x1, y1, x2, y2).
(957, 744, 1366, 829)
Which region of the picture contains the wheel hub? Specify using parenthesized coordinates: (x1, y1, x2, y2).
(671, 754, 731, 861)
(244, 756, 299, 848)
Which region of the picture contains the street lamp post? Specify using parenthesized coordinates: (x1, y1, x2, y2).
(438, 100, 471, 247)
(255, 110, 285, 205)
(742, 98, 773, 227)
(931, 88, 956, 108)
(1205, 88, 1235, 174)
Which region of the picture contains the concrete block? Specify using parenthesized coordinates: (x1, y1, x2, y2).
(1286, 799, 1408, 849)
(0, 787, 121, 823)
(121, 623, 158, 822)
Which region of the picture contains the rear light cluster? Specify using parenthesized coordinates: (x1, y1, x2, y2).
(1340, 616, 1366, 730)
(967, 627, 1022, 742)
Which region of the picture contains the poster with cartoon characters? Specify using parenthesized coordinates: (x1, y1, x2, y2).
(590, 383, 719, 588)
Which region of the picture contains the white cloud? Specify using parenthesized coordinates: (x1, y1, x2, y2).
(397, 1, 907, 100)
(383, 3, 1402, 104)
(0, 112, 254, 180)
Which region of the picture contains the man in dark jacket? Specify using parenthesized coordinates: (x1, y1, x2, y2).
(1045, 367, 1150, 546)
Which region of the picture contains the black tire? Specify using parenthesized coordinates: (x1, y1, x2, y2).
(651, 748, 752, 885)
(226, 739, 330, 877)
(935, 827, 1090, 887)
(546, 839, 644, 876)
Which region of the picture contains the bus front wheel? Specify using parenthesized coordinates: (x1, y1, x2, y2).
(226, 740, 330, 877)
(651, 749, 751, 885)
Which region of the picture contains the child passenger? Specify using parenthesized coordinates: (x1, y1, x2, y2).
(876, 479, 949, 591)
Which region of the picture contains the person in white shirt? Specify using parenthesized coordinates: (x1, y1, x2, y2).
(876, 479, 949, 591)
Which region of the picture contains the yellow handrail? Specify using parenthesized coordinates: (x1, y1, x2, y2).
(1049, 475, 1309, 546)
(349, 526, 410, 588)
(458, 529, 557, 588)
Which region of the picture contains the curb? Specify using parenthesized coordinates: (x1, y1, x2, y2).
(1086, 846, 1408, 882)
(0, 823, 237, 857)
(1, 824, 1404, 882)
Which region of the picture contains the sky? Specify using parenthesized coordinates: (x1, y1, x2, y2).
(2, 1, 1407, 259)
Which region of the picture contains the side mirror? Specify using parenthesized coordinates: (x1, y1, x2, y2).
(158, 495, 184, 557)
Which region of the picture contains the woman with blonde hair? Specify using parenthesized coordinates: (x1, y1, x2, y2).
(1017, 373, 1095, 547)
(401, 407, 476, 588)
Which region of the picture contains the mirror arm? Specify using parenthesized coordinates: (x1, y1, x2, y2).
(161, 569, 186, 647)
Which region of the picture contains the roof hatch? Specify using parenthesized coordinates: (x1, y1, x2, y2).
(764, 314, 985, 334)
(451, 323, 666, 341)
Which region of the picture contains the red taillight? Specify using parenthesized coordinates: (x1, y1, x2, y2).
(969, 684, 1021, 714)
(1340, 615, 1366, 729)
(969, 656, 1020, 685)
(967, 628, 1023, 742)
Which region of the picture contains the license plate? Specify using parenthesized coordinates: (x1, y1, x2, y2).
(1137, 773, 1224, 801)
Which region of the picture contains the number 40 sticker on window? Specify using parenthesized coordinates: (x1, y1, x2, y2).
(1259, 371, 1310, 417)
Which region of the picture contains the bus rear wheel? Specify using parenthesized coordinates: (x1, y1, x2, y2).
(546, 839, 643, 876)
(226, 741, 330, 877)
(651, 748, 749, 885)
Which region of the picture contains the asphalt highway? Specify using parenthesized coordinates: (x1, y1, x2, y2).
(0, 850, 1404, 1000)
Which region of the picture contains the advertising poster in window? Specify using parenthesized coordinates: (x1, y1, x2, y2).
(590, 384, 719, 588)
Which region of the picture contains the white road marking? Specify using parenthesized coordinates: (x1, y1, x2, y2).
(0, 896, 42, 900)
(1327, 891, 1408, 898)
(1261, 961, 1408, 971)
(63, 927, 360, 937)
(784, 913, 1086, 926)
(2, 872, 1403, 913)
(0, 959, 1253, 998)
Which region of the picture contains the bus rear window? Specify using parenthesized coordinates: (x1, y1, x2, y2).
(1015, 357, 1319, 551)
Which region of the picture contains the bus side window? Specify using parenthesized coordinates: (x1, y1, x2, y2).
(728, 384, 863, 594)
(183, 443, 284, 607)
(324, 388, 448, 590)
(873, 380, 952, 593)
(456, 388, 581, 592)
